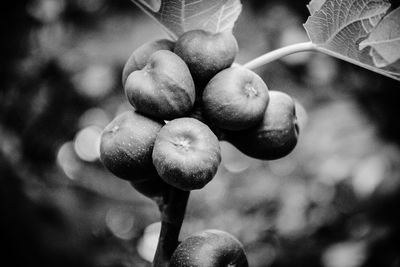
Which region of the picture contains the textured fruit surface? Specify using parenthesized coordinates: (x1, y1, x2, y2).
(125, 50, 195, 120)
(203, 66, 269, 131)
(152, 118, 221, 191)
(174, 29, 238, 90)
(225, 91, 299, 160)
(169, 229, 249, 267)
(100, 110, 164, 182)
(122, 39, 174, 86)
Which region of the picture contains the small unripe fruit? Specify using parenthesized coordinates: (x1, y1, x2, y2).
(152, 118, 221, 191)
(99, 111, 168, 197)
(122, 39, 175, 86)
(224, 91, 299, 160)
(174, 29, 239, 91)
(125, 50, 195, 120)
(170, 229, 248, 267)
(203, 66, 269, 130)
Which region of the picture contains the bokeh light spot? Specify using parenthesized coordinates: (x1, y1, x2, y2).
(220, 141, 253, 173)
(74, 126, 102, 162)
(28, 0, 65, 23)
(57, 142, 80, 180)
(137, 222, 161, 263)
(79, 107, 110, 128)
(73, 65, 115, 99)
(352, 156, 385, 198)
(323, 242, 366, 267)
(105, 207, 135, 240)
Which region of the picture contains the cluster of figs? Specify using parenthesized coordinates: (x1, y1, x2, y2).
(99, 29, 299, 267)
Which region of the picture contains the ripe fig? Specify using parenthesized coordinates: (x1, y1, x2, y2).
(170, 229, 248, 267)
(174, 29, 239, 91)
(99, 111, 169, 197)
(152, 118, 221, 191)
(122, 39, 174, 86)
(203, 66, 269, 131)
(224, 91, 299, 160)
(125, 50, 195, 120)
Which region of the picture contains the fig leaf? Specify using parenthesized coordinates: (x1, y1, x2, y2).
(304, 0, 400, 81)
(130, 0, 242, 39)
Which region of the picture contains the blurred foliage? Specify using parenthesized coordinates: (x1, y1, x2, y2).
(1, 1, 400, 267)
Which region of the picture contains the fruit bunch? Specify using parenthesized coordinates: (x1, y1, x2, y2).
(99, 29, 300, 266)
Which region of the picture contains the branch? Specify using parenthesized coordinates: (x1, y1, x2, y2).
(153, 187, 190, 267)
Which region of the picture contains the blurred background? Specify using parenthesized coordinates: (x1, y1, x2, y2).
(1, 0, 400, 266)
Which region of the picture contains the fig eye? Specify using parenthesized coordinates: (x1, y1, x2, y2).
(110, 125, 119, 134)
(243, 82, 258, 97)
(173, 137, 192, 152)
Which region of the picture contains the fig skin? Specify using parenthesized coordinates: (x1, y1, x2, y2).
(224, 91, 299, 160)
(174, 29, 239, 91)
(203, 66, 269, 131)
(169, 229, 249, 267)
(99, 111, 169, 197)
(152, 118, 221, 191)
(122, 39, 175, 86)
(125, 50, 196, 120)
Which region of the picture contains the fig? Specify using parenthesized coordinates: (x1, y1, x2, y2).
(170, 229, 248, 267)
(224, 91, 299, 160)
(122, 39, 175, 86)
(125, 50, 195, 120)
(203, 66, 269, 131)
(99, 111, 169, 197)
(174, 29, 238, 91)
(152, 118, 221, 191)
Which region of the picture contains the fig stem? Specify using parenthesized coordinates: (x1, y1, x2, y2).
(243, 41, 317, 70)
(153, 187, 190, 267)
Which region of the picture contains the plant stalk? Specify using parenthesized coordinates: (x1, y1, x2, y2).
(243, 41, 317, 70)
(153, 187, 190, 267)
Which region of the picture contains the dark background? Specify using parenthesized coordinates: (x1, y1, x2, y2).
(1, 1, 400, 266)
